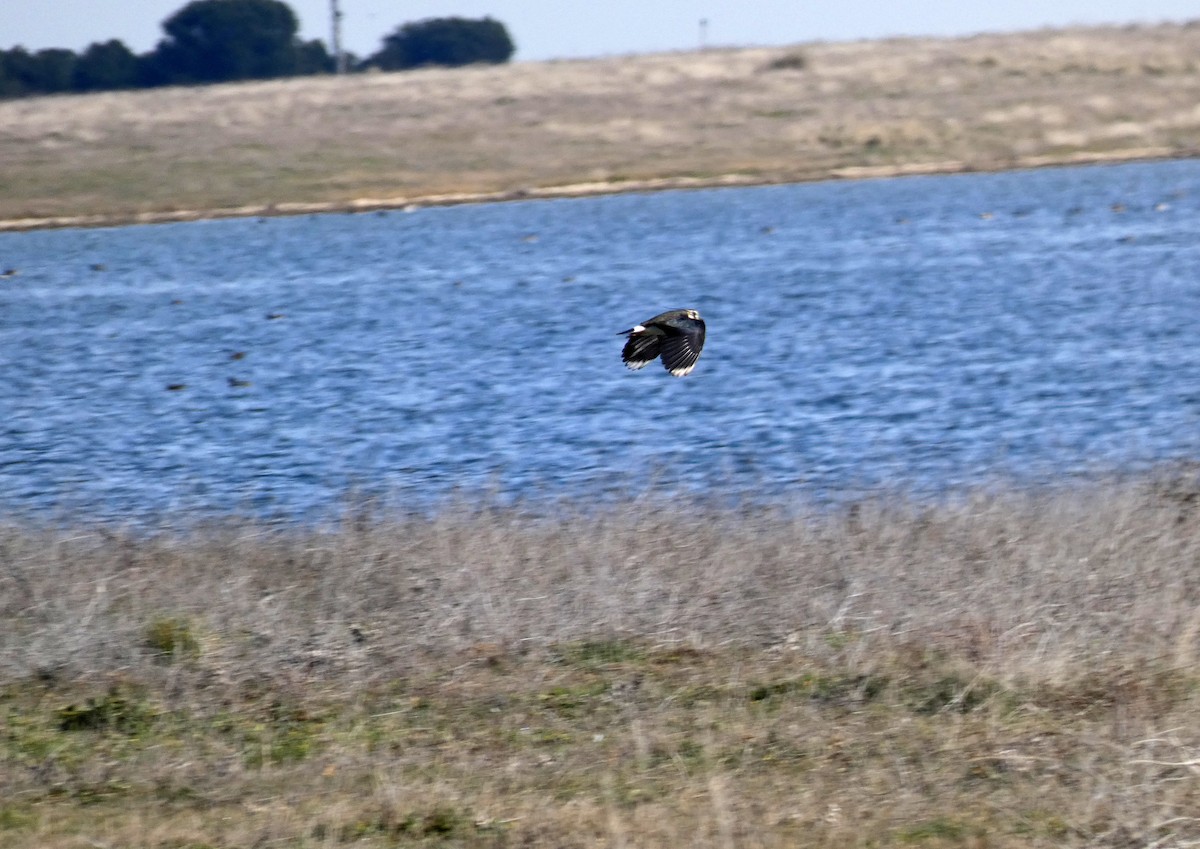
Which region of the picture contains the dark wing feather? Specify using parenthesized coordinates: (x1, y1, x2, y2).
(660, 334, 702, 376)
(621, 334, 662, 370)
(658, 317, 705, 376)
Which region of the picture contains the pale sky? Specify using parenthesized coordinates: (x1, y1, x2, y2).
(1, 1, 1198, 62)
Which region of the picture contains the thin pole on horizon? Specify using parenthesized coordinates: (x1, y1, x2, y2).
(331, 0, 347, 73)
(699, 18, 709, 49)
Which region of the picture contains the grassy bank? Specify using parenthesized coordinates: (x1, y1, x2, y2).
(3, 23, 1200, 229)
(3, 470, 1200, 846)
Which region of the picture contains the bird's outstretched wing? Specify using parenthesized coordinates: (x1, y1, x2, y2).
(621, 334, 662, 370)
(660, 333, 703, 376)
(618, 309, 705, 376)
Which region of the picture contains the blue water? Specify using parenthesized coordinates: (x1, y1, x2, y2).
(2, 159, 1200, 522)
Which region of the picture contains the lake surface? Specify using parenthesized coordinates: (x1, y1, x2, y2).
(2, 159, 1200, 523)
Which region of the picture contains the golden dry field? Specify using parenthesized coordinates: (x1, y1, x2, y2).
(3, 474, 1200, 847)
(2, 23, 1200, 229)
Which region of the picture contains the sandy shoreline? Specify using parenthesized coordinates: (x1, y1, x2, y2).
(0, 146, 1189, 233)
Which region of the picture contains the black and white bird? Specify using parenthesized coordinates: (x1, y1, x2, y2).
(618, 309, 706, 377)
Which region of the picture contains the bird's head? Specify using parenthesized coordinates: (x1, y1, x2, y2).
(685, 309, 701, 321)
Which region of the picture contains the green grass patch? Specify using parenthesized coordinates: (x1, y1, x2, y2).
(748, 672, 889, 706)
(143, 616, 201, 662)
(56, 689, 156, 734)
(535, 681, 610, 718)
(901, 673, 1002, 715)
(551, 638, 645, 668)
(0, 806, 38, 831)
(896, 816, 981, 843)
(240, 702, 325, 767)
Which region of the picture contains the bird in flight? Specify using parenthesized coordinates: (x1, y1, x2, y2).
(618, 309, 706, 376)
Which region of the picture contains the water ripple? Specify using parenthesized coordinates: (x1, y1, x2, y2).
(2, 159, 1200, 521)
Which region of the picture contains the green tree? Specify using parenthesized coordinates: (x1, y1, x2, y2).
(33, 48, 78, 91)
(294, 38, 336, 75)
(0, 47, 79, 94)
(0, 47, 40, 97)
(73, 39, 139, 91)
(366, 16, 515, 71)
(149, 0, 303, 84)
(0, 51, 12, 97)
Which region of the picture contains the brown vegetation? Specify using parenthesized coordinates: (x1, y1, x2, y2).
(4, 469, 1200, 846)
(3, 23, 1200, 229)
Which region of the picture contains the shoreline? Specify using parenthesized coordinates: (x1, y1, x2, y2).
(0, 145, 1188, 233)
(6, 23, 1200, 233)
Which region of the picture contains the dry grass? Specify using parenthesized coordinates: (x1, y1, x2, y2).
(4, 468, 1200, 846)
(4, 23, 1200, 228)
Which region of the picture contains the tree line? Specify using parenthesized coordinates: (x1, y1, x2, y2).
(0, 0, 515, 98)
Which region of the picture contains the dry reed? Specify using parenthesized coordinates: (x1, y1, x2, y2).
(3, 468, 1200, 846)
